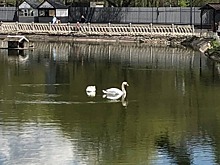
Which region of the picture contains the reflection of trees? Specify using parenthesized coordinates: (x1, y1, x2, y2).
(202, 59, 220, 84)
(155, 132, 191, 164)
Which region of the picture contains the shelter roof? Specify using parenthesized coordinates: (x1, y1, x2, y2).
(200, 3, 220, 11)
(26, 0, 40, 8)
(38, 0, 68, 9)
(4, 35, 29, 42)
(19, 0, 40, 9)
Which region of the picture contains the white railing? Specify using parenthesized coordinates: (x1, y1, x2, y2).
(0, 22, 198, 37)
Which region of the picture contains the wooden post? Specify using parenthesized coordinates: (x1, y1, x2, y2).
(0, 21, 2, 33)
(49, 22, 51, 33)
(108, 23, 111, 35)
(129, 23, 132, 35)
(191, 25, 194, 36)
(150, 23, 152, 37)
(32, 22, 34, 33)
(88, 22, 91, 34)
(172, 24, 174, 36)
(16, 21, 18, 33)
(67, 22, 70, 34)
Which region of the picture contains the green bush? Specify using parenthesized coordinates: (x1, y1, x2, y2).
(211, 39, 220, 49)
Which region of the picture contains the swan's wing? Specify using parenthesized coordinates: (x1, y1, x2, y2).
(104, 88, 123, 95)
(106, 94, 122, 100)
(102, 89, 118, 94)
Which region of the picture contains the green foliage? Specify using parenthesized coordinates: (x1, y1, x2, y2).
(178, 0, 189, 7)
(207, 39, 220, 54)
(211, 39, 220, 48)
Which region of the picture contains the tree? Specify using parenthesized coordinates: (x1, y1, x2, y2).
(6, 0, 220, 7)
(178, 0, 190, 7)
(105, 0, 133, 7)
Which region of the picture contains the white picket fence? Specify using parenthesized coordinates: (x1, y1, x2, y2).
(0, 22, 199, 37)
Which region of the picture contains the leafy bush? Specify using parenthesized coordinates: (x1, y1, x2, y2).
(211, 39, 220, 48)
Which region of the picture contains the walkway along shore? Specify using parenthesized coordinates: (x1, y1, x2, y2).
(0, 22, 214, 48)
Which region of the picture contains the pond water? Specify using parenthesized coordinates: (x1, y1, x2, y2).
(0, 42, 220, 165)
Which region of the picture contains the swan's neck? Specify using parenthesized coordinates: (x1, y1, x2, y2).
(121, 84, 126, 95)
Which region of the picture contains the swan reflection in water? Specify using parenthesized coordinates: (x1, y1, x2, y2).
(103, 93, 128, 107)
(19, 54, 29, 62)
(7, 54, 29, 64)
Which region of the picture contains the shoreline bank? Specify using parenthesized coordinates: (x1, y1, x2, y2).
(0, 31, 215, 55)
(0, 34, 187, 47)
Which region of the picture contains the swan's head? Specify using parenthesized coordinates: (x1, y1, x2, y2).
(122, 82, 129, 87)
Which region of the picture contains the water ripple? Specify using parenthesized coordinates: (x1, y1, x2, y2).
(8, 84, 69, 87)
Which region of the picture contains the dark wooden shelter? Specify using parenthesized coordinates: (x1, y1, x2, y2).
(200, 3, 220, 32)
(3, 35, 29, 56)
(4, 35, 29, 49)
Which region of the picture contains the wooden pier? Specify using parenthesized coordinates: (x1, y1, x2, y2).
(0, 22, 204, 37)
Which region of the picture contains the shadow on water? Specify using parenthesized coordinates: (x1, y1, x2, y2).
(0, 41, 220, 164)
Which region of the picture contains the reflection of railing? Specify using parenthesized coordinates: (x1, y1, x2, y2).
(72, 44, 199, 68)
(30, 42, 204, 68)
(0, 22, 198, 37)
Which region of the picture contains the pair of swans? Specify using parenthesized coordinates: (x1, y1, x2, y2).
(86, 81, 129, 100)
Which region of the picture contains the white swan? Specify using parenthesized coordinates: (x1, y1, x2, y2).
(102, 81, 129, 98)
(86, 86, 96, 97)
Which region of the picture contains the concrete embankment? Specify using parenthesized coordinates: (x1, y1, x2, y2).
(0, 27, 213, 51)
(26, 34, 212, 49)
(0, 34, 188, 47)
(181, 36, 212, 52)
